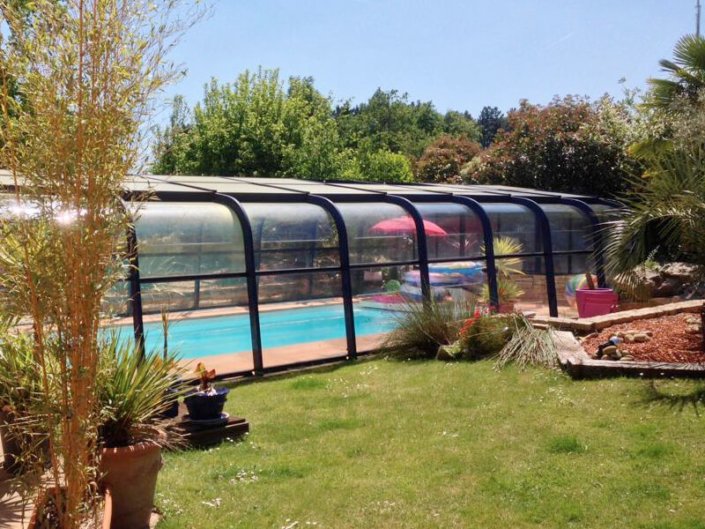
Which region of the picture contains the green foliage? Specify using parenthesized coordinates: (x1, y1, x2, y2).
(153, 69, 343, 178)
(459, 314, 514, 359)
(443, 110, 482, 141)
(0, 0, 194, 522)
(603, 144, 705, 289)
(0, 331, 42, 416)
(335, 89, 443, 158)
(477, 105, 508, 148)
(464, 96, 639, 197)
(383, 301, 471, 360)
(359, 149, 415, 183)
(415, 134, 481, 184)
(98, 333, 186, 448)
(495, 315, 558, 369)
(153, 75, 482, 182)
(480, 237, 525, 303)
(647, 34, 705, 109)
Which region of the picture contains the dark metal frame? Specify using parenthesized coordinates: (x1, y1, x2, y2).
(121, 178, 611, 378)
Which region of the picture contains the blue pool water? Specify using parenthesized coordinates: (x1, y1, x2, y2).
(134, 305, 399, 359)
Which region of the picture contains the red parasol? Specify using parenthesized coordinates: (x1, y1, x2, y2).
(369, 216, 447, 238)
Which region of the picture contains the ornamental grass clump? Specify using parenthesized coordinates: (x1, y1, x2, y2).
(495, 315, 558, 369)
(383, 301, 474, 360)
(0, 1, 197, 526)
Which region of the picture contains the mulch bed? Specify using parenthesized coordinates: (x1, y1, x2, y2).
(581, 313, 705, 364)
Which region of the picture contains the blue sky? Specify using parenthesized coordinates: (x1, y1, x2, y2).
(162, 0, 694, 118)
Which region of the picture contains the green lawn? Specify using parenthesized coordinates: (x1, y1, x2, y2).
(156, 359, 705, 529)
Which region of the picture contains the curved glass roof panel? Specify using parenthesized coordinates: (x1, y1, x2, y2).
(335, 202, 417, 265)
(242, 202, 339, 271)
(482, 203, 539, 255)
(135, 201, 246, 279)
(540, 204, 593, 253)
(413, 201, 485, 260)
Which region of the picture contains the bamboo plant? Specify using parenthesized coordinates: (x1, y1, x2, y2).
(0, 1, 197, 526)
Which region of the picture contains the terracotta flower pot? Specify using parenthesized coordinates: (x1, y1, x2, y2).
(27, 486, 112, 529)
(100, 439, 163, 529)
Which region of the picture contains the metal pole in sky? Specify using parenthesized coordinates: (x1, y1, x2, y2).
(698, 0, 702, 37)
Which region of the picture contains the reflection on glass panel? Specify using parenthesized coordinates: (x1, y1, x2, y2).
(257, 271, 342, 306)
(541, 204, 592, 253)
(496, 256, 549, 316)
(140, 278, 248, 314)
(483, 203, 539, 254)
(259, 271, 346, 368)
(592, 204, 620, 224)
(555, 255, 597, 318)
(414, 202, 484, 260)
(336, 202, 417, 265)
(243, 203, 339, 271)
(136, 202, 246, 278)
(103, 280, 131, 317)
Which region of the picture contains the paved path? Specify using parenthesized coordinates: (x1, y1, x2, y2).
(0, 460, 29, 529)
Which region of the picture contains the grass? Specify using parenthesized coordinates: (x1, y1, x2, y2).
(156, 359, 705, 529)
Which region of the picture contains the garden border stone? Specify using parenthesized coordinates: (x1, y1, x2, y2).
(535, 300, 704, 333)
(553, 330, 705, 379)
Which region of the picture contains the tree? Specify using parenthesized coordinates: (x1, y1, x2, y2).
(604, 144, 705, 295)
(442, 110, 481, 142)
(416, 135, 481, 183)
(464, 96, 639, 197)
(152, 69, 345, 179)
(343, 149, 415, 183)
(477, 106, 508, 147)
(335, 89, 445, 158)
(647, 34, 705, 109)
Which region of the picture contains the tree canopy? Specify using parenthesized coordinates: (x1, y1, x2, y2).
(152, 71, 482, 182)
(463, 96, 639, 197)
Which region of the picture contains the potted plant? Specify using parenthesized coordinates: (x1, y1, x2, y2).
(481, 236, 526, 312)
(97, 334, 186, 529)
(184, 363, 229, 421)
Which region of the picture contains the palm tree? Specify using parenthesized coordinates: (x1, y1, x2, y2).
(647, 34, 705, 109)
(603, 144, 705, 292)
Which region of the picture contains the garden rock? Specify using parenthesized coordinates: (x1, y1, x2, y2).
(436, 343, 460, 361)
(615, 330, 653, 343)
(661, 262, 700, 282)
(654, 277, 681, 297)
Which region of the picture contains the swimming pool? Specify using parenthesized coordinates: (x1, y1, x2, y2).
(130, 305, 399, 359)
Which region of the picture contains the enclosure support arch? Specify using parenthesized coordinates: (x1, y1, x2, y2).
(127, 189, 265, 376)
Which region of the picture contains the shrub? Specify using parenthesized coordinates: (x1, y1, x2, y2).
(362, 149, 415, 183)
(463, 96, 639, 197)
(415, 134, 481, 184)
(458, 313, 516, 360)
(383, 301, 472, 360)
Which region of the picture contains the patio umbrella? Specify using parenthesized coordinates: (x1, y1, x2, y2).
(369, 216, 447, 238)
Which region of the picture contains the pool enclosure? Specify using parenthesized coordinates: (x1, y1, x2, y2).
(0, 174, 617, 377)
